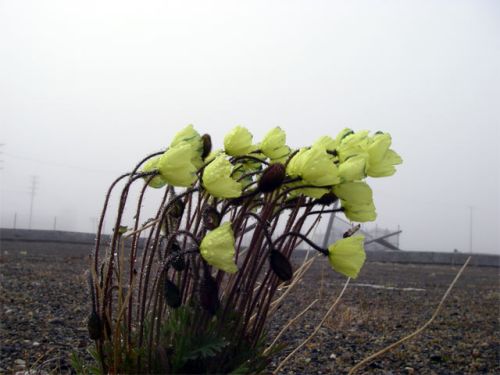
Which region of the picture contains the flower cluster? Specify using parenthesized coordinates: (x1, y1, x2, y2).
(143, 125, 401, 277)
(88, 124, 401, 374)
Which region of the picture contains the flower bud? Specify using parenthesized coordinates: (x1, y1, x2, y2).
(171, 253, 186, 272)
(258, 163, 286, 193)
(87, 310, 102, 340)
(201, 134, 212, 159)
(202, 206, 221, 230)
(269, 249, 293, 281)
(168, 199, 185, 219)
(164, 278, 182, 308)
(316, 192, 338, 206)
(199, 274, 220, 315)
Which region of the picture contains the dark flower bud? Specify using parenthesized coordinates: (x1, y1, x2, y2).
(168, 199, 185, 219)
(164, 278, 182, 308)
(316, 192, 338, 206)
(170, 239, 182, 253)
(171, 253, 186, 271)
(202, 206, 221, 230)
(201, 134, 212, 159)
(269, 249, 293, 282)
(87, 310, 102, 340)
(258, 163, 286, 193)
(199, 274, 220, 315)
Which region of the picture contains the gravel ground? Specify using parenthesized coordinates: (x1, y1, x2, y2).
(1, 243, 498, 374)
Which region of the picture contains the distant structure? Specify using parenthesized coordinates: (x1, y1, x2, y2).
(313, 216, 402, 251)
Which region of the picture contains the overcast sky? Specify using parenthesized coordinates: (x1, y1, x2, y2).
(1, 0, 499, 254)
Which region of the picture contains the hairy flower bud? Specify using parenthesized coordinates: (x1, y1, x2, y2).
(87, 310, 102, 340)
(168, 199, 185, 219)
(171, 253, 186, 272)
(164, 278, 182, 308)
(269, 250, 293, 281)
(201, 134, 212, 159)
(202, 206, 221, 230)
(199, 274, 220, 315)
(258, 163, 286, 193)
(316, 192, 338, 206)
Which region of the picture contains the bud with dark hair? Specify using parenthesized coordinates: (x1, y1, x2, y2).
(164, 278, 182, 308)
(269, 249, 293, 281)
(258, 163, 286, 193)
(316, 192, 338, 206)
(87, 310, 103, 340)
(199, 274, 220, 315)
(168, 199, 185, 219)
(171, 253, 186, 271)
(201, 134, 212, 159)
(202, 206, 221, 230)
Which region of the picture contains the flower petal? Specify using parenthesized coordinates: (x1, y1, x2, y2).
(200, 222, 238, 273)
(328, 235, 366, 278)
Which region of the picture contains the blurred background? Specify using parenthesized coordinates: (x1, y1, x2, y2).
(1, 0, 498, 253)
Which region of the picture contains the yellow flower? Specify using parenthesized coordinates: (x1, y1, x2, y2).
(171, 124, 204, 168)
(366, 133, 403, 177)
(313, 135, 337, 151)
(338, 155, 367, 182)
(224, 126, 253, 156)
(337, 130, 370, 163)
(157, 142, 197, 187)
(141, 156, 167, 188)
(286, 145, 340, 186)
(200, 222, 238, 273)
(202, 154, 242, 198)
(328, 235, 366, 278)
(333, 182, 376, 222)
(261, 127, 290, 161)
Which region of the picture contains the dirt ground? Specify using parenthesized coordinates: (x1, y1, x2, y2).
(1, 243, 498, 374)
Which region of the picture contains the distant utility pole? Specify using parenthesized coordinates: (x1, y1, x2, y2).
(469, 206, 474, 253)
(53, 216, 57, 231)
(28, 175, 38, 229)
(13, 212, 17, 229)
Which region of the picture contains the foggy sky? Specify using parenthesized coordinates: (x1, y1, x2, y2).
(1, 0, 499, 254)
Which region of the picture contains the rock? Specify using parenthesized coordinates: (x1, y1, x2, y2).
(13, 359, 26, 370)
(329, 353, 337, 360)
(404, 366, 415, 374)
(49, 317, 64, 325)
(472, 348, 480, 358)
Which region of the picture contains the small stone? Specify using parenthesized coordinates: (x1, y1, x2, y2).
(14, 359, 26, 369)
(329, 353, 337, 360)
(472, 348, 480, 358)
(32, 341, 40, 347)
(404, 367, 415, 374)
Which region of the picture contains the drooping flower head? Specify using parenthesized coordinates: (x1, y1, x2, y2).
(202, 154, 242, 198)
(200, 222, 238, 273)
(328, 235, 366, 278)
(333, 181, 376, 222)
(224, 126, 253, 156)
(260, 127, 290, 162)
(366, 132, 403, 177)
(338, 154, 367, 182)
(286, 144, 340, 187)
(141, 156, 167, 188)
(157, 142, 198, 187)
(171, 124, 204, 168)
